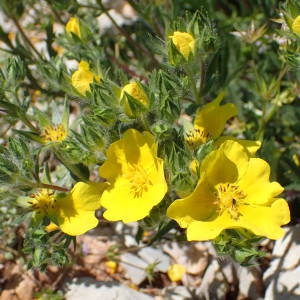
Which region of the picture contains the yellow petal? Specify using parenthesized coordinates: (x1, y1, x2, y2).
(99, 129, 167, 222)
(166, 180, 216, 228)
(201, 140, 249, 185)
(167, 264, 186, 282)
(194, 95, 237, 139)
(237, 199, 290, 239)
(101, 158, 167, 222)
(105, 261, 118, 274)
(58, 210, 99, 236)
(70, 182, 106, 210)
(45, 222, 60, 233)
(71, 61, 100, 95)
(120, 82, 149, 117)
(55, 182, 107, 236)
(238, 158, 284, 205)
(66, 17, 81, 38)
(194, 93, 237, 139)
(187, 213, 234, 241)
(215, 136, 261, 156)
(186, 199, 290, 240)
(292, 15, 300, 35)
(169, 31, 195, 60)
(99, 129, 156, 180)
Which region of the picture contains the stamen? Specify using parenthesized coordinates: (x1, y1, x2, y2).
(28, 189, 56, 215)
(42, 124, 67, 142)
(185, 126, 210, 148)
(214, 183, 246, 220)
(124, 164, 153, 198)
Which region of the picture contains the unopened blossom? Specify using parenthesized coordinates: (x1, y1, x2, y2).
(167, 140, 290, 241)
(71, 61, 101, 95)
(169, 31, 195, 60)
(185, 93, 237, 147)
(66, 17, 81, 38)
(28, 182, 107, 236)
(99, 128, 168, 223)
(120, 82, 149, 117)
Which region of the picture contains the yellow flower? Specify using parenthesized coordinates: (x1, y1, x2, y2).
(167, 264, 186, 282)
(292, 15, 300, 35)
(169, 31, 195, 60)
(167, 140, 290, 240)
(29, 182, 107, 236)
(66, 17, 81, 38)
(99, 129, 168, 223)
(41, 123, 68, 143)
(71, 61, 101, 95)
(186, 93, 237, 147)
(120, 82, 149, 117)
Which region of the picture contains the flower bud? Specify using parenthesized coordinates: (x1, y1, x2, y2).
(120, 82, 149, 117)
(66, 17, 81, 38)
(169, 31, 195, 60)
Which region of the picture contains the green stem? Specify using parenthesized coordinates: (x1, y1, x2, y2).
(87, 1, 160, 68)
(37, 183, 69, 192)
(11, 16, 44, 61)
(185, 64, 201, 105)
(54, 150, 89, 182)
(256, 100, 267, 142)
(256, 102, 277, 141)
(256, 64, 288, 141)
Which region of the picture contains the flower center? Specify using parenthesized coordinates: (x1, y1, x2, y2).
(214, 183, 246, 220)
(124, 164, 153, 198)
(42, 124, 67, 143)
(185, 126, 210, 148)
(28, 189, 56, 215)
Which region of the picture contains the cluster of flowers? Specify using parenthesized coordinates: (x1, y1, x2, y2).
(27, 17, 291, 243)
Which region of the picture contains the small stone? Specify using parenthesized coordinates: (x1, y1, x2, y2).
(163, 242, 209, 276)
(238, 265, 264, 299)
(64, 277, 154, 300)
(196, 259, 229, 300)
(264, 226, 300, 300)
(138, 247, 170, 272)
(162, 286, 192, 300)
(120, 253, 148, 285)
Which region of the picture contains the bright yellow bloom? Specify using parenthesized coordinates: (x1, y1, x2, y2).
(71, 61, 101, 95)
(292, 15, 300, 35)
(186, 93, 237, 147)
(29, 182, 107, 236)
(169, 31, 195, 60)
(66, 17, 81, 38)
(167, 264, 186, 282)
(42, 123, 68, 143)
(167, 140, 290, 241)
(120, 82, 149, 117)
(99, 129, 168, 223)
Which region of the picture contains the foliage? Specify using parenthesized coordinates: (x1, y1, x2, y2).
(0, 0, 299, 272)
